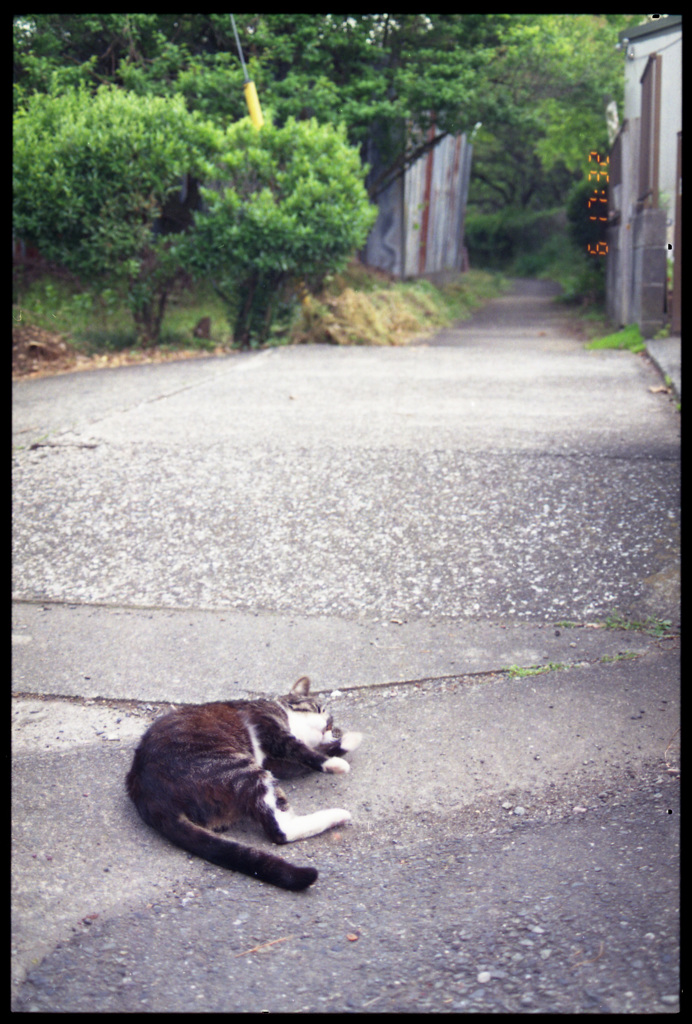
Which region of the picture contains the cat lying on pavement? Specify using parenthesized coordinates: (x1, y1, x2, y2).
(126, 677, 362, 890)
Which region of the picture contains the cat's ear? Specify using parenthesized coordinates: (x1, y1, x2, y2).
(291, 676, 311, 697)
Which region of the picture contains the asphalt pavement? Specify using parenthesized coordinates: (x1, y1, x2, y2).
(12, 279, 680, 1012)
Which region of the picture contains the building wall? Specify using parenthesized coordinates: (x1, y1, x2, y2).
(621, 17, 682, 248)
(607, 16, 681, 334)
(606, 118, 638, 327)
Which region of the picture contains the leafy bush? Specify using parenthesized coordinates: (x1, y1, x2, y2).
(13, 86, 221, 344)
(174, 116, 378, 347)
(464, 199, 607, 308)
(464, 207, 567, 272)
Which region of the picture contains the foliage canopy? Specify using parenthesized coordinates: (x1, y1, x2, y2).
(14, 13, 641, 212)
(13, 13, 646, 340)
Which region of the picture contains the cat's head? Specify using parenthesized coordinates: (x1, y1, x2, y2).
(279, 677, 334, 748)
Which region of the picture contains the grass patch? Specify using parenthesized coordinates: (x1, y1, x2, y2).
(292, 267, 508, 346)
(554, 613, 676, 637)
(293, 286, 438, 346)
(13, 273, 233, 355)
(504, 662, 567, 678)
(603, 610, 674, 637)
(585, 324, 645, 354)
(14, 262, 508, 361)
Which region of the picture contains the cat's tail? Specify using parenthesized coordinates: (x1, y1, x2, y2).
(142, 811, 318, 891)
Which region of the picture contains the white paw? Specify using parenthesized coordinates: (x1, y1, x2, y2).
(340, 731, 363, 752)
(326, 808, 352, 828)
(277, 807, 351, 841)
(322, 756, 350, 774)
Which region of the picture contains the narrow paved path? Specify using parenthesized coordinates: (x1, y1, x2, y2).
(425, 277, 569, 347)
(13, 278, 679, 1011)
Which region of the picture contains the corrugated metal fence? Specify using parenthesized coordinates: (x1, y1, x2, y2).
(363, 131, 473, 280)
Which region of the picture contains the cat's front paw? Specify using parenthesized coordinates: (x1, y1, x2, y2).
(322, 756, 350, 774)
(339, 731, 363, 752)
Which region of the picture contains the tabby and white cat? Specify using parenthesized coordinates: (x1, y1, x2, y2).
(126, 677, 362, 891)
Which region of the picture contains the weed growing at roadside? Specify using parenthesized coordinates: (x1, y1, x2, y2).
(585, 324, 645, 353)
(554, 613, 676, 637)
(603, 610, 674, 637)
(504, 662, 567, 678)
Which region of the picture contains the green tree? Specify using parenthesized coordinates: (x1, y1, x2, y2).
(469, 14, 644, 214)
(14, 13, 646, 309)
(174, 116, 377, 347)
(14, 15, 640, 188)
(14, 14, 642, 213)
(13, 85, 221, 344)
(12, 15, 523, 198)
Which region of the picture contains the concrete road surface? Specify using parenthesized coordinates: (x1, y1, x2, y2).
(12, 279, 679, 1012)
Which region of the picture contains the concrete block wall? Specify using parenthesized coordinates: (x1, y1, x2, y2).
(631, 207, 667, 337)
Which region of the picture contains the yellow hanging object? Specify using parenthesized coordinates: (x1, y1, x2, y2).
(243, 80, 264, 129)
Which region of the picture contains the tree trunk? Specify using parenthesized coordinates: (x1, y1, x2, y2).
(233, 272, 258, 348)
(132, 284, 169, 348)
(128, 245, 178, 348)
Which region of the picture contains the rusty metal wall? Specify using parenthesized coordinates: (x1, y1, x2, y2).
(363, 131, 472, 280)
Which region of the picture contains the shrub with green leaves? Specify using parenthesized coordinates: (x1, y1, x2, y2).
(464, 207, 568, 272)
(175, 116, 378, 347)
(13, 85, 221, 344)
